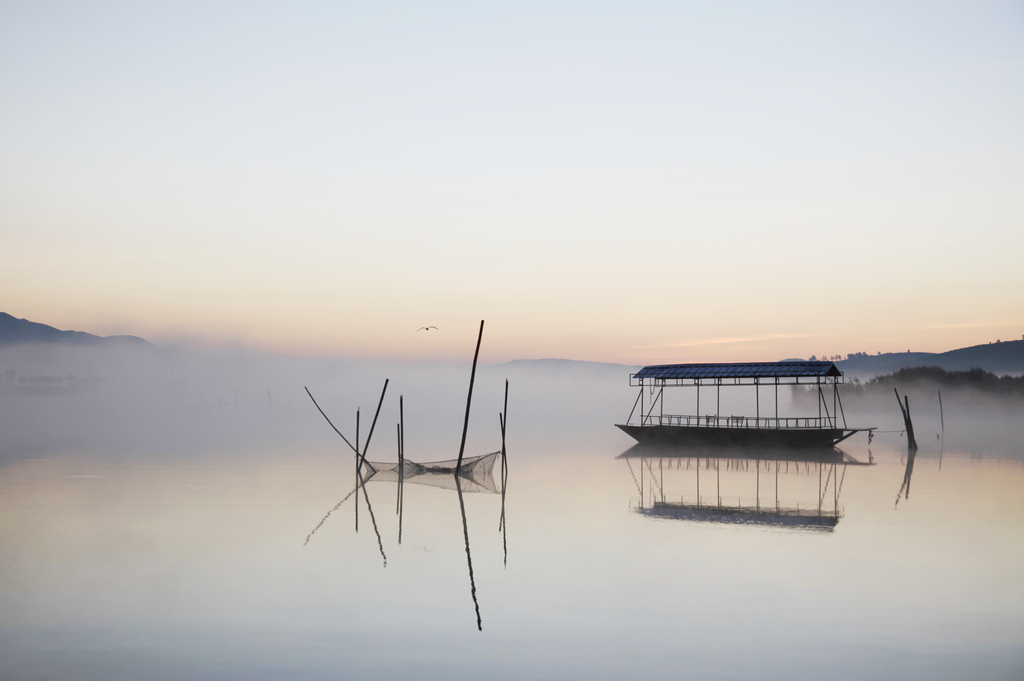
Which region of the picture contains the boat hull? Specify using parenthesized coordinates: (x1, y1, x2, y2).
(616, 423, 849, 448)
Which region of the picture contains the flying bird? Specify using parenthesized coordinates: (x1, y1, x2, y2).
(416, 326, 438, 332)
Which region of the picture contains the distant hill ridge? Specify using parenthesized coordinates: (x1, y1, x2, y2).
(835, 339, 1024, 377)
(3, 311, 1021, 375)
(0, 312, 153, 347)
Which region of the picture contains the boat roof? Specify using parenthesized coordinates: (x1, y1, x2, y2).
(635, 361, 841, 380)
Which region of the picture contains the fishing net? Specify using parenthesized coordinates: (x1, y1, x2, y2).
(361, 451, 500, 494)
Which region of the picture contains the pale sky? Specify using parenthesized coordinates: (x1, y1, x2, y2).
(1, 1, 1022, 363)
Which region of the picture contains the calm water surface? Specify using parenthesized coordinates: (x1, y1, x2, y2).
(1, 397, 1022, 679)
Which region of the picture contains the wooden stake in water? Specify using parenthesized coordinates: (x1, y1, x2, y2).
(396, 422, 402, 515)
(301, 384, 386, 561)
(456, 320, 485, 473)
(498, 379, 509, 534)
(355, 380, 389, 560)
(355, 408, 360, 532)
(360, 379, 389, 466)
(498, 410, 508, 564)
(938, 390, 945, 470)
(938, 390, 944, 435)
(397, 393, 401, 540)
(303, 387, 357, 454)
(894, 388, 918, 451)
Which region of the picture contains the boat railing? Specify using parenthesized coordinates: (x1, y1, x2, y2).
(639, 414, 835, 430)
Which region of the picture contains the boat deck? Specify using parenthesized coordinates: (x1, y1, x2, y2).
(616, 422, 869, 448)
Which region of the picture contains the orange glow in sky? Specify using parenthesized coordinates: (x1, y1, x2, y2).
(2, 3, 1021, 363)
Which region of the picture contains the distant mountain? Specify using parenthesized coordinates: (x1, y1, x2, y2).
(836, 340, 1024, 377)
(0, 312, 154, 347)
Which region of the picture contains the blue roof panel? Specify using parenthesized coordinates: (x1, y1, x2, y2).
(635, 361, 840, 380)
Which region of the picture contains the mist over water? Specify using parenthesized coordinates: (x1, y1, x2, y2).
(1, 344, 1023, 680)
(0, 345, 649, 464)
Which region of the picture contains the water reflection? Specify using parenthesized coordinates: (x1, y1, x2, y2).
(300, 323, 509, 630)
(356, 462, 388, 565)
(895, 445, 917, 508)
(303, 451, 501, 542)
(456, 474, 482, 630)
(304, 382, 391, 564)
(621, 445, 872, 531)
(303, 450, 505, 630)
(304, 374, 505, 630)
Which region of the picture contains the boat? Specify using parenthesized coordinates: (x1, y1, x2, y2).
(615, 361, 873, 448)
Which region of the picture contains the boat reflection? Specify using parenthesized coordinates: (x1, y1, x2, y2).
(620, 445, 872, 532)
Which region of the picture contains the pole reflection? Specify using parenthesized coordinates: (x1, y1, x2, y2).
(622, 445, 873, 531)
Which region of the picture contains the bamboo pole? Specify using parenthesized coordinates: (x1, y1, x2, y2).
(396, 423, 402, 515)
(355, 408, 360, 531)
(456, 320, 485, 473)
(360, 379, 389, 464)
(303, 387, 357, 454)
(397, 394, 404, 513)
